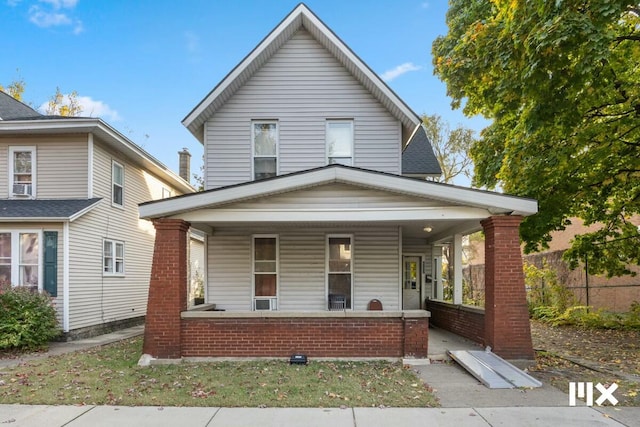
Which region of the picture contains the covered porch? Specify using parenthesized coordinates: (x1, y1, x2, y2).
(139, 166, 537, 361)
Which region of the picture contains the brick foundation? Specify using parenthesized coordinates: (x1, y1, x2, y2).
(426, 300, 485, 345)
(482, 216, 534, 359)
(181, 312, 429, 358)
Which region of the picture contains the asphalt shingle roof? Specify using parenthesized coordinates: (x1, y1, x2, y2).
(0, 90, 43, 120)
(0, 198, 102, 220)
(402, 125, 442, 176)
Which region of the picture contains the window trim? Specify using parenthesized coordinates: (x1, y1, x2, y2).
(326, 234, 354, 310)
(103, 238, 125, 277)
(0, 229, 43, 291)
(252, 234, 279, 310)
(9, 146, 37, 199)
(162, 187, 172, 199)
(326, 120, 354, 166)
(111, 160, 124, 208)
(251, 120, 279, 180)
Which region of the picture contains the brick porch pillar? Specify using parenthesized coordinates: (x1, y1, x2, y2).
(481, 216, 534, 360)
(142, 218, 191, 359)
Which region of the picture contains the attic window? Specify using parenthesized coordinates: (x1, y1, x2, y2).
(252, 121, 278, 180)
(326, 120, 353, 166)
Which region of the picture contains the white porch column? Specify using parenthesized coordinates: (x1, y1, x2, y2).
(452, 234, 463, 305)
(433, 246, 443, 300)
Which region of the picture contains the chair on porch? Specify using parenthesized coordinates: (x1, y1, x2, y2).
(328, 294, 346, 310)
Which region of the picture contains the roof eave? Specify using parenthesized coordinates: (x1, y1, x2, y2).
(0, 119, 195, 194)
(139, 166, 538, 219)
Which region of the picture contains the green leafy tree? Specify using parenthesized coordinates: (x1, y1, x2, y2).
(433, 1, 640, 277)
(422, 114, 475, 184)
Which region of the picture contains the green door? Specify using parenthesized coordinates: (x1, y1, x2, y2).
(43, 231, 58, 297)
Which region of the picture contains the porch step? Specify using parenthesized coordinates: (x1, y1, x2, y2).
(448, 349, 542, 389)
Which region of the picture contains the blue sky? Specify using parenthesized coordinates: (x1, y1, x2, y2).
(2, 0, 488, 183)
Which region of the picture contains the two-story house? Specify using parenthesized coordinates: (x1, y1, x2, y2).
(0, 91, 197, 338)
(138, 4, 538, 362)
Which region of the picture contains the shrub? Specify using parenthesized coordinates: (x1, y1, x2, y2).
(0, 284, 60, 350)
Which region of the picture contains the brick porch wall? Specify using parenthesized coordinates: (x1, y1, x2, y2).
(181, 314, 429, 358)
(425, 300, 485, 345)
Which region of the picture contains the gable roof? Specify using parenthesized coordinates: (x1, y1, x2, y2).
(402, 125, 442, 177)
(0, 198, 102, 222)
(0, 117, 194, 194)
(139, 164, 537, 219)
(0, 91, 42, 120)
(182, 3, 421, 143)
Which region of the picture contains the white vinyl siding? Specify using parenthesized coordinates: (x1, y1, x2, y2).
(0, 136, 88, 199)
(65, 141, 185, 332)
(229, 183, 450, 211)
(207, 227, 400, 311)
(204, 29, 401, 189)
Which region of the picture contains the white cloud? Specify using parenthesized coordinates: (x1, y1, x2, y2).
(39, 0, 78, 9)
(380, 62, 423, 82)
(38, 94, 122, 122)
(29, 5, 71, 27)
(421, 2, 430, 9)
(26, 0, 83, 34)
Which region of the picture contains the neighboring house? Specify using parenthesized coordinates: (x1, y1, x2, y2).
(0, 91, 196, 338)
(465, 217, 640, 312)
(139, 4, 538, 361)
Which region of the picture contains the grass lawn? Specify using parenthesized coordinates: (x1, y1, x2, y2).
(0, 337, 438, 408)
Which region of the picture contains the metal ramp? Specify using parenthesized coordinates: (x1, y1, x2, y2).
(448, 349, 543, 389)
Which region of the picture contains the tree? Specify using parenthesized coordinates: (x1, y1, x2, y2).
(433, 1, 640, 277)
(0, 78, 25, 101)
(45, 87, 83, 117)
(422, 113, 475, 184)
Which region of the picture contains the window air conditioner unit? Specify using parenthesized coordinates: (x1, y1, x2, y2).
(254, 297, 277, 311)
(12, 183, 32, 196)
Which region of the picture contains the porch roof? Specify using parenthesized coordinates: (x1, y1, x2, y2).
(139, 165, 537, 240)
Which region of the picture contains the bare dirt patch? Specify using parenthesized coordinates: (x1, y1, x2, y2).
(529, 320, 640, 406)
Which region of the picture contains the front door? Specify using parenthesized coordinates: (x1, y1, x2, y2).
(403, 256, 421, 309)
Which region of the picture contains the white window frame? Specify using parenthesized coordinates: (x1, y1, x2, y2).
(251, 120, 279, 180)
(162, 187, 172, 199)
(103, 238, 125, 276)
(0, 229, 43, 290)
(252, 234, 278, 311)
(9, 146, 36, 199)
(326, 234, 354, 310)
(326, 120, 354, 166)
(112, 160, 124, 208)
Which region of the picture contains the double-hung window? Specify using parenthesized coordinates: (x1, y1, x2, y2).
(327, 235, 353, 309)
(253, 236, 278, 310)
(9, 146, 36, 198)
(252, 121, 278, 180)
(0, 231, 41, 290)
(326, 120, 353, 166)
(103, 239, 125, 275)
(112, 161, 124, 207)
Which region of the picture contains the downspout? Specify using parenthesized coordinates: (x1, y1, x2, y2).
(63, 220, 70, 332)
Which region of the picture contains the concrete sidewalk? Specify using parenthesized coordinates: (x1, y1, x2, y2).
(1, 404, 636, 426)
